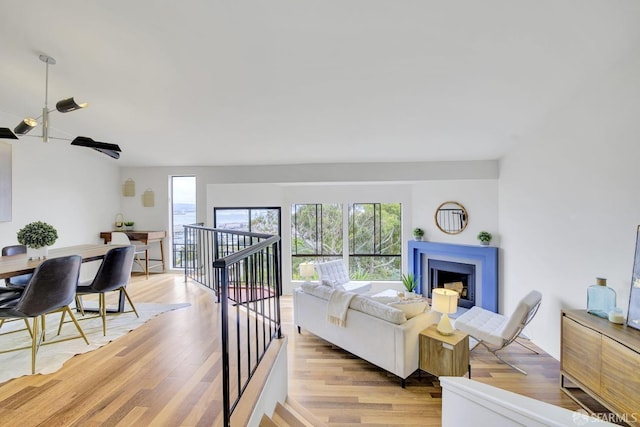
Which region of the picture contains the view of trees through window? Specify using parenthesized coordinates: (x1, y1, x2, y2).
(349, 203, 402, 281)
(291, 204, 343, 280)
(292, 202, 401, 281)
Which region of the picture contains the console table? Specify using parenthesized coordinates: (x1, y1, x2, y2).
(561, 309, 640, 425)
(100, 230, 166, 273)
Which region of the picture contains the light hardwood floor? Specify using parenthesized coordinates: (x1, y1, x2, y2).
(0, 274, 578, 426)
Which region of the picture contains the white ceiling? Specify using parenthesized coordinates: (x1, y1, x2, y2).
(1, 1, 639, 167)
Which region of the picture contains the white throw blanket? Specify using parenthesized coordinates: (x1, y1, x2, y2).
(327, 289, 356, 327)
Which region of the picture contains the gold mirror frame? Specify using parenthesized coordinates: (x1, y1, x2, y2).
(434, 201, 468, 235)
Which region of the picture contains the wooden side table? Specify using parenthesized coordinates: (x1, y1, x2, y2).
(419, 324, 470, 377)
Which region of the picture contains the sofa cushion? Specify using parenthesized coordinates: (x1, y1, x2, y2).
(337, 281, 372, 294)
(349, 295, 407, 324)
(369, 289, 401, 304)
(301, 282, 333, 300)
(389, 300, 429, 319)
(299, 283, 407, 324)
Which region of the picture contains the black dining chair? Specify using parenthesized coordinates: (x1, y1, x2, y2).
(0, 255, 89, 374)
(74, 246, 139, 336)
(2, 245, 33, 289)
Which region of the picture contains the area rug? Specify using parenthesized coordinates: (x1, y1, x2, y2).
(0, 302, 190, 383)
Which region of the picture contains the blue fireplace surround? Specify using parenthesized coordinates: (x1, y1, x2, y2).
(408, 241, 499, 313)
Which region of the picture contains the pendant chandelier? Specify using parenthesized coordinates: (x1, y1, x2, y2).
(0, 54, 121, 159)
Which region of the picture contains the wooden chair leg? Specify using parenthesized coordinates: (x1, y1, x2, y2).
(120, 287, 139, 318)
(57, 309, 67, 336)
(75, 295, 85, 316)
(24, 319, 33, 339)
(100, 293, 107, 336)
(31, 316, 39, 374)
(41, 314, 46, 342)
(63, 306, 89, 345)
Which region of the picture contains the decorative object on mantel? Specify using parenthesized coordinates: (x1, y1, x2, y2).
(123, 178, 135, 197)
(477, 231, 492, 246)
(412, 227, 425, 241)
(142, 189, 155, 207)
(433, 288, 459, 335)
(16, 221, 58, 260)
(627, 225, 640, 330)
(0, 54, 122, 159)
(587, 277, 616, 319)
(114, 213, 125, 230)
(435, 201, 468, 235)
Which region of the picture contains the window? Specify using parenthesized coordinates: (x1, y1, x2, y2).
(170, 176, 196, 268)
(349, 203, 402, 281)
(291, 204, 342, 280)
(291, 202, 402, 281)
(214, 207, 281, 235)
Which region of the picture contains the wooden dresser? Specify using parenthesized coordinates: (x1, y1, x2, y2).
(561, 309, 640, 425)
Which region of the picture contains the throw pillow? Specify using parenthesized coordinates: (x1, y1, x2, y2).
(301, 282, 332, 300)
(349, 295, 407, 324)
(389, 300, 428, 319)
(369, 294, 400, 304)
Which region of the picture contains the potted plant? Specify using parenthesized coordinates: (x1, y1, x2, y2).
(17, 221, 58, 259)
(477, 231, 492, 246)
(124, 221, 135, 231)
(401, 273, 418, 297)
(413, 227, 425, 241)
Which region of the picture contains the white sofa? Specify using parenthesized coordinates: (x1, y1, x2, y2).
(293, 283, 439, 386)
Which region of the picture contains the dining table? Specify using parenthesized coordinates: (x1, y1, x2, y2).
(0, 243, 129, 312)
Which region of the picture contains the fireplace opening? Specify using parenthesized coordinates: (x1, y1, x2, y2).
(428, 259, 476, 309)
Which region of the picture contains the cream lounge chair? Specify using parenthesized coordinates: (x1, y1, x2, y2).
(454, 290, 542, 374)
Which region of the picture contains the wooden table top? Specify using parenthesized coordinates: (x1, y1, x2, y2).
(0, 244, 124, 280)
(99, 230, 166, 243)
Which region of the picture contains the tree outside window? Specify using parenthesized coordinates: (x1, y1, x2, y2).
(291, 204, 342, 280)
(291, 202, 401, 281)
(349, 203, 401, 281)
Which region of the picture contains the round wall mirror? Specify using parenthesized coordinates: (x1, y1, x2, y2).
(435, 201, 468, 234)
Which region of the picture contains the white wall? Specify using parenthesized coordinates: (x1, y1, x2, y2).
(0, 129, 120, 279)
(121, 163, 498, 294)
(499, 47, 640, 358)
(412, 180, 499, 246)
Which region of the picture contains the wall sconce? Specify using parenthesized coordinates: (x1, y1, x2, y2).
(123, 178, 135, 197)
(433, 288, 459, 335)
(142, 189, 155, 207)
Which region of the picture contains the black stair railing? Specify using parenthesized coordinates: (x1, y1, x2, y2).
(183, 224, 282, 427)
